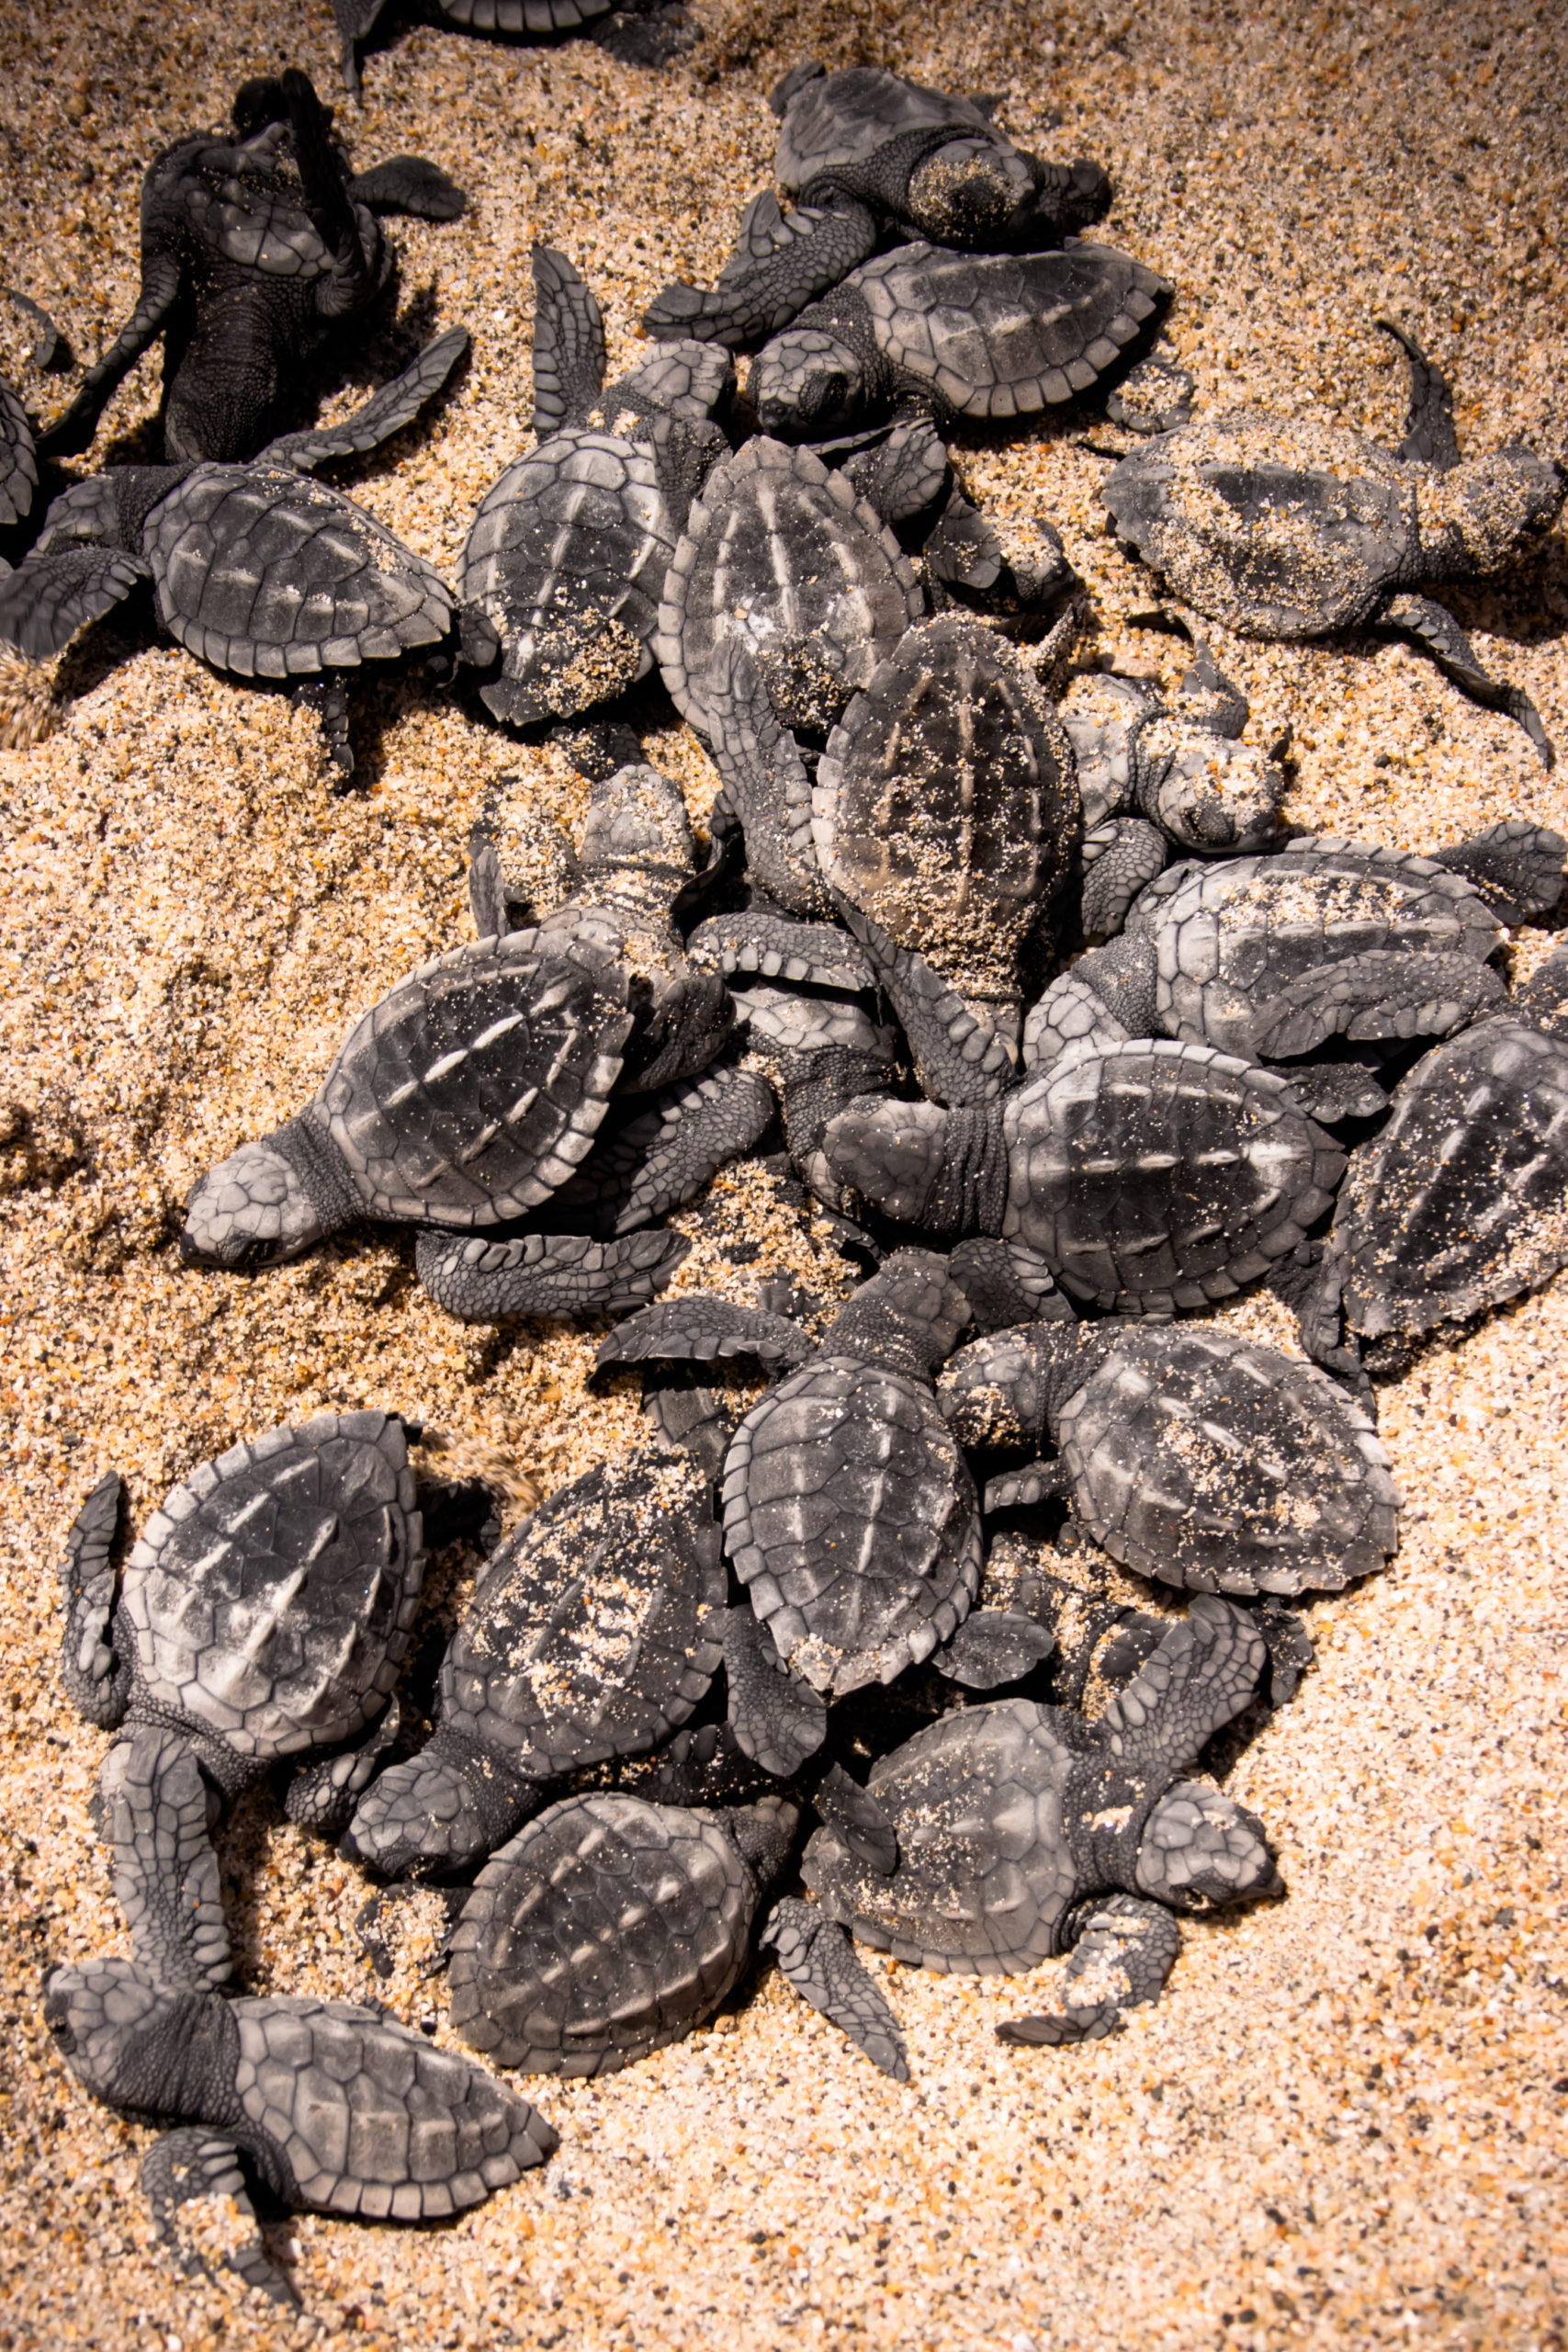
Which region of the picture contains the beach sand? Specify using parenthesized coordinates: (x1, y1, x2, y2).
(0, 0, 1564, 2345)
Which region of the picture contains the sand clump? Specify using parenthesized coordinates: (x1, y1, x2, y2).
(2, 0, 1567, 2346)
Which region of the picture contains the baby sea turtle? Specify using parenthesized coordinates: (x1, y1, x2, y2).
(0, 329, 467, 775)
(645, 62, 1109, 348)
(1100, 321, 1565, 763)
(804, 1596, 1276, 2041)
(460, 247, 733, 729)
(44, 1957, 554, 2304)
(1301, 950, 1568, 1377)
(939, 1319, 1401, 1595)
(40, 71, 463, 466)
(344, 1442, 726, 1877)
(655, 434, 925, 738)
(57, 1413, 425, 1992)
(749, 240, 1172, 443)
(331, 0, 686, 103)
(448, 1790, 909, 2079)
(823, 1040, 1346, 1314)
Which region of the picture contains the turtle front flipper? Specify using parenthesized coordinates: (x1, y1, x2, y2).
(997, 1892, 1181, 2047)
(35, 251, 183, 460)
(107, 1724, 232, 1992)
(0, 548, 150, 662)
(347, 155, 467, 221)
(724, 1606, 828, 1776)
(598, 1062, 776, 1232)
(344, 1727, 543, 1879)
(1100, 1596, 1268, 1783)
(1375, 318, 1461, 472)
(262, 328, 468, 472)
(812, 1763, 897, 1871)
(1078, 817, 1169, 939)
(644, 193, 880, 349)
(597, 1295, 814, 1373)
(701, 638, 830, 918)
(333, 0, 386, 100)
(415, 1227, 690, 1321)
(1378, 593, 1553, 768)
(530, 245, 608, 438)
(1429, 820, 1568, 922)
(1249, 945, 1506, 1059)
(59, 1471, 131, 1727)
(762, 1898, 910, 2081)
(142, 2129, 295, 2306)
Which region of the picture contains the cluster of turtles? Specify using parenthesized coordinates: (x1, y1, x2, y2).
(20, 42, 1568, 2318)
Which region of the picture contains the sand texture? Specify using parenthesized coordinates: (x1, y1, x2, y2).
(2, 0, 1566, 2345)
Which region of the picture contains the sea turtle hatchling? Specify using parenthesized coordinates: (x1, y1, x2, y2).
(448, 1790, 910, 2080)
(804, 1595, 1278, 2041)
(44, 1956, 555, 2305)
(748, 239, 1173, 444)
(0, 328, 468, 775)
(645, 62, 1109, 348)
(1100, 321, 1566, 763)
(39, 70, 464, 467)
(939, 1318, 1401, 1596)
(331, 0, 688, 104)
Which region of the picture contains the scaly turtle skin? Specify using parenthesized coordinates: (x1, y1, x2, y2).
(1101, 321, 1565, 763)
(0, 374, 39, 528)
(57, 1413, 424, 1992)
(645, 62, 1109, 350)
(448, 1791, 908, 2079)
(749, 240, 1171, 442)
(44, 1958, 554, 2305)
(39, 71, 463, 466)
(344, 1443, 726, 1877)
(940, 1319, 1401, 1596)
(825, 1039, 1345, 1315)
(0, 330, 467, 775)
(803, 1596, 1276, 2041)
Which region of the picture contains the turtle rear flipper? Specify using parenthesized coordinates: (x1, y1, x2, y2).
(143, 2131, 294, 2306)
(723, 1605, 828, 1777)
(597, 1295, 813, 1373)
(1376, 318, 1461, 472)
(813, 1763, 897, 1871)
(592, 1062, 773, 1232)
(107, 1724, 231, 1992)
(530, 246, 607, 439)
(997, 1892, 1181, 2047)
(348, 156, 467, 220)
(1249, 946, 1506, 1060)
(1378, 592, 1553, 768)
(833, 901, 1015, 1108)
(762, 1898, 909, 2080)
(414, 1227, 689, 1322)
(840, 413, 949, 526)
(59, 1471, 131, 1727)
(263, 328, 468, 473)
(283, 1697, 404, 1838)
(0, 548, 150, 662)
(1100, 1597, 1267, 1781)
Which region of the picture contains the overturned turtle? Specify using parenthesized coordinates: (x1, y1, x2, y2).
(1100, 321, 1565, 764)
(449, 1790, 909, 2079)
(940, 1318, 1401, 1595)
(804, 1595, 1277, 2041)
(40, 70, 463, 466)
(646, 62, 1108, 348)
(0, 329, 467, 775)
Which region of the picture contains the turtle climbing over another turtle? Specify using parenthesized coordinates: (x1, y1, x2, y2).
(0, 328, 468, 775)
(39, 70, 464, 467)
(748, 240, 1173, 443)
(1100, 320, 1566, 764)
(448, 1790, 909, 2080)
(459, 247, 735, 729)
(43, 1957, 555, 2306)
(939, 1318, 1401, 1596)
(804, 1595, 1277, 2041)
(645, 62, 1109, 349)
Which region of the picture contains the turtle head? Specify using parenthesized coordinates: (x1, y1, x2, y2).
(1137, 728, 1285, 855)
(906, 136, 1038, 243)
(43, 1957, 188, 2109)
(343, 1733, 535, 1880)
(750, 330, 868, 441)
(180, 1136, 332, 1269)
(1416, 447, 1567, 578)
(1134, 1779, 1280, 1912)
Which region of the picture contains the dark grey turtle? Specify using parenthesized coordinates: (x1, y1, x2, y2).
(459, 248, 733, 729)
(940, 1318, 1401, 1596)
(645, 62, 1109, 349)
(803, 1595, 1276, 2041)
(332, 0, 688, 104)
(344, 1442, 726, 1877)
(1101, 322, 1566, 764)
(1, 328, 467, 775)
(655, 434, 925, 739)
(448, 1790, 908, 2080)
(44, 1956, 554, 2305)
(57, 1412, 427, 1993)
(749, 240, 1173, 443)
(822, 1039, 1346, 1314)
(599, 1249, 981, 1700)
(1300, 950, 1568, 1377)
(40, 71, 464, 466)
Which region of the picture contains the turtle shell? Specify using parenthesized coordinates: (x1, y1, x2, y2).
(813, 615, 1077, 1007)
(1337, 1017, 1568, 1341)
(459, 431, 678, 725)
(1057, 1325, 1402, 1595)
(776, 67, 1003, 188)
(311, 934, 634, 1228)
(849, 242, 1169, 422)
(230, 1991, 555, 2217)
(801, 1700, 1078, 1972)
(118, 1411, 421, 1760)
(1002, 1040, 1346, 1312)
(1101, 416, 1416, 637)
(721, 1356, 982, 1695)
(435, 1445, 726, 1777)
(449, 1794, 757, 2075)
(143, 463, 454, 678)
(1142, 840, 1505, 1061)
(654, 436, 923, 736)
